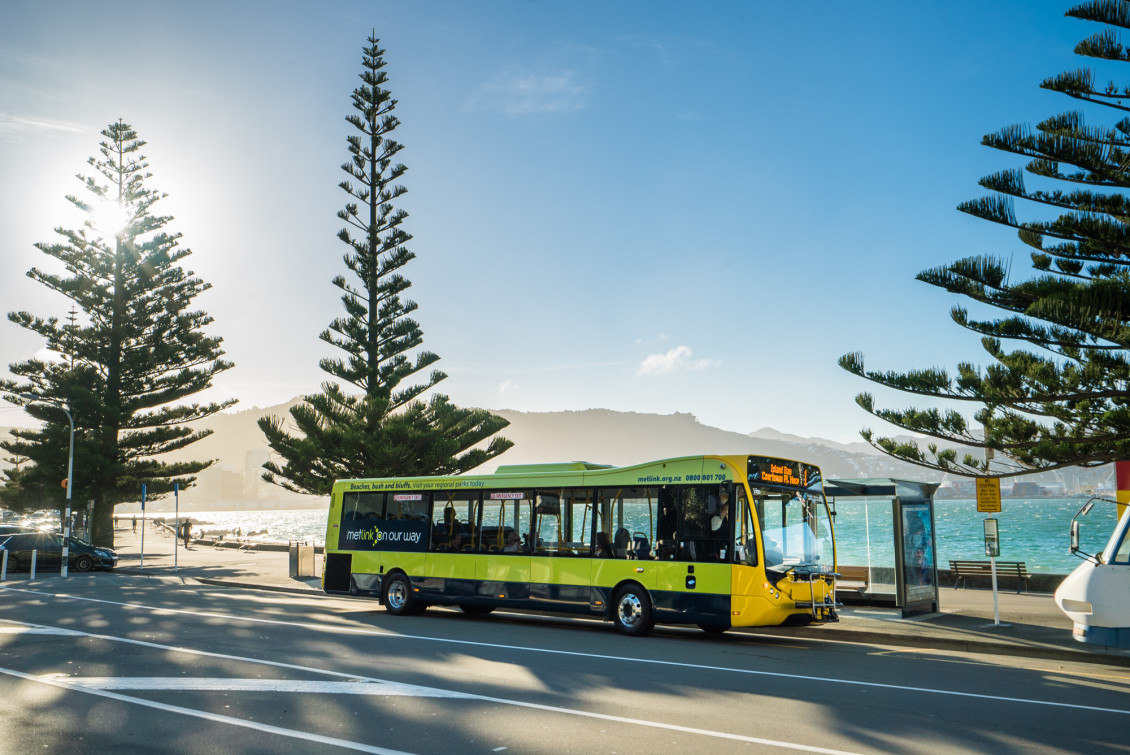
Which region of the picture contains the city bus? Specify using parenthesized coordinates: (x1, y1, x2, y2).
(322, 454, 838, 636)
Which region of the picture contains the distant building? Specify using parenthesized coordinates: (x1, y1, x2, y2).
(1008, 480, 1045, 498)
(244, 449, 271, 499)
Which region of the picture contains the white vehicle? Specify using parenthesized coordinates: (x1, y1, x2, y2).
(1055, 498, 1130, 648)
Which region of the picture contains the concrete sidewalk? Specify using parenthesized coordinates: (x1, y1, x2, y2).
(11, 524, 1128, 667)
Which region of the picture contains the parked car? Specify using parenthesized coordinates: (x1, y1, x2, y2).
(0, 532, 117, 572)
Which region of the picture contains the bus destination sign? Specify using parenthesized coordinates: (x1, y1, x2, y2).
(748, 456, 820, 490)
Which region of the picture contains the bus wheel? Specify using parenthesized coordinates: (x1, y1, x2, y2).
(383, 573, 421, 616)
(612, 584, 654, 636)
(698, 623, 729, 635)
(460, 605, 495, 616)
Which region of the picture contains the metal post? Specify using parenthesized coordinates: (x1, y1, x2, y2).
(20, 394, 74, 579)
(983, 425, 1000, 627)
(140, 484, 146, 568)
(174, 483, 179, 572)
(30, 550, 37, 580)
(61, 405, 74, 578)
(1, 549, 7, 581)
(990, 555, 1001, 626)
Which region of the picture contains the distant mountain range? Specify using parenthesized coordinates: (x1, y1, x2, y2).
(1, 399, 1112, 506)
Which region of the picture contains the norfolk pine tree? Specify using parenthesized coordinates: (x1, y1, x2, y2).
(841, 1, 1130, 478)
(258, 35, 512, 494)
(1, 121, 234, 545)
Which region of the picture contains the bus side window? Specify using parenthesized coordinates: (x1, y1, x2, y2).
(535, 491, 562, 555)
(346, 492, 385, 522)
(430, 491, 478, 551)
(655, 487, 677, 560)
(1113, 527, 1130, 564)
(738, 492, 756, 566)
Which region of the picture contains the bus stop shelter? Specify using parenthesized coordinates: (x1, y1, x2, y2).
(824, 478, 940, 617)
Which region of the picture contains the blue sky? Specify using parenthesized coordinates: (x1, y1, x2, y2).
(0, 1, 1094, 442)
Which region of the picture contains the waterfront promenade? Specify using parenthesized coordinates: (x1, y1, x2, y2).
(5, 523, 1128, 666)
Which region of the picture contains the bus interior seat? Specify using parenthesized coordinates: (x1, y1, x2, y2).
(613, 528, 631, 558)
(629, 535, 651, 560)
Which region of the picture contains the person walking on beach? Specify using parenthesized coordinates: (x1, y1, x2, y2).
(131, 515, 137, 532)
(181, 521, 192, 549)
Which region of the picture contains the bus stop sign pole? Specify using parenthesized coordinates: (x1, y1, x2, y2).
(976, 477, 1007, 628)
(984, 517, 1001, 626)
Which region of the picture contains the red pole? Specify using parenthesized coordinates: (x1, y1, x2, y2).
(1116, 461, 1130, 520)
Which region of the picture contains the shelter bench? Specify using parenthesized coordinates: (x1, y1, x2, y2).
(949, 560, 1029, 593)
(835, 565, 870, 594)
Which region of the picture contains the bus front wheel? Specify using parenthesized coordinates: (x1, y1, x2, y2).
(384, 573, 423, 616)
(612, 584, 654, 637)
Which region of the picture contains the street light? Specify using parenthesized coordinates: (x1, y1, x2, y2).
(21, 394, 74, 578)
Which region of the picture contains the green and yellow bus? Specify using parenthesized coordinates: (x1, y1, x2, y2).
(322, 454, 838, 636)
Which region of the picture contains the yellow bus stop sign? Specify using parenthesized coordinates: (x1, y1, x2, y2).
(976, 478, 1002, 513)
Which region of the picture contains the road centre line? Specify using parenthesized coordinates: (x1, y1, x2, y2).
(4, 586, 1129, 717)
(0, 620, 859, 755)
(0, 664, 412, 755)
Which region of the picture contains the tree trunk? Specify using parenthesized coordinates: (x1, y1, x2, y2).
(90, 496, 115, 548)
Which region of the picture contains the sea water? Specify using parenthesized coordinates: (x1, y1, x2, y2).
(174, 497, 1120, 575)
(833, 497, 1119, 574)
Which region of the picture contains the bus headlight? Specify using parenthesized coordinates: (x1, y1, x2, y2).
(1060, 599, 1093, 615)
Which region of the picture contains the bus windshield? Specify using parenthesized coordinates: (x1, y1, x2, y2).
(747, 456, 832, 575)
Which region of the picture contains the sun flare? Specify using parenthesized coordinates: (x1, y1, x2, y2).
(88, 197, 131, 238)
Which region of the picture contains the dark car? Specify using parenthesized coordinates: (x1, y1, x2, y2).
(0, 532, 118, 572)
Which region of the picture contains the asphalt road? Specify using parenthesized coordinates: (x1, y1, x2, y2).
(1, 575, 1127, 754)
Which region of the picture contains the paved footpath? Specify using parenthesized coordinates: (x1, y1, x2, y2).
(7, 523, 1129, 667)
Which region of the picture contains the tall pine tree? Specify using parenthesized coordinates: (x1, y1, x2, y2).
(259, 35, 512, 494)
(841, 1, 1130, 477)
(1, 121, 234, 545)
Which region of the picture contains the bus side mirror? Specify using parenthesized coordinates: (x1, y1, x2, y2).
(1070, 520, 1080, 555)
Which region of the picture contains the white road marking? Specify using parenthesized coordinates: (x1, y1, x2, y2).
(4, 586, 1128, 719)
(0, 618, 861, 754)
(0, 664, 413, 755)
(67, 677, 472, 697)
(0, 625, 84, 635)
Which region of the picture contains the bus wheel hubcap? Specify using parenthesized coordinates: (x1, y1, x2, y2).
(388, 581, 406, 609)
(618, 593, 642, 627)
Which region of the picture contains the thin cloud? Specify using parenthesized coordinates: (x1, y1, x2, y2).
(634, 333, 669, 347)
(636, 346, 716, 375)
(498, 379, 518, 396)
(466, 68, 590, 116)
(0, 113, 85, 144)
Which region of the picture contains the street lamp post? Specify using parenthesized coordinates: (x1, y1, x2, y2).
(21, 394, 74, 578)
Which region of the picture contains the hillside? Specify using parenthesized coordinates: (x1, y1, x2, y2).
(2, 400, 1109, 507)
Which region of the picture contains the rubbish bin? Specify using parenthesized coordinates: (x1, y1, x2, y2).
(289, 540, 315, 578)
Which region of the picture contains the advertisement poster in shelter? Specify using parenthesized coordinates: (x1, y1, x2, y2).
(901, 502, 935, 603)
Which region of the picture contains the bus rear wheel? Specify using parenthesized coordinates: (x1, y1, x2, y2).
(612, 584, 654, 637)
(383, 573, 424, 616)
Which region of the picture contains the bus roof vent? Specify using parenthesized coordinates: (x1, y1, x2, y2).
(494, 461, 613, 474)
